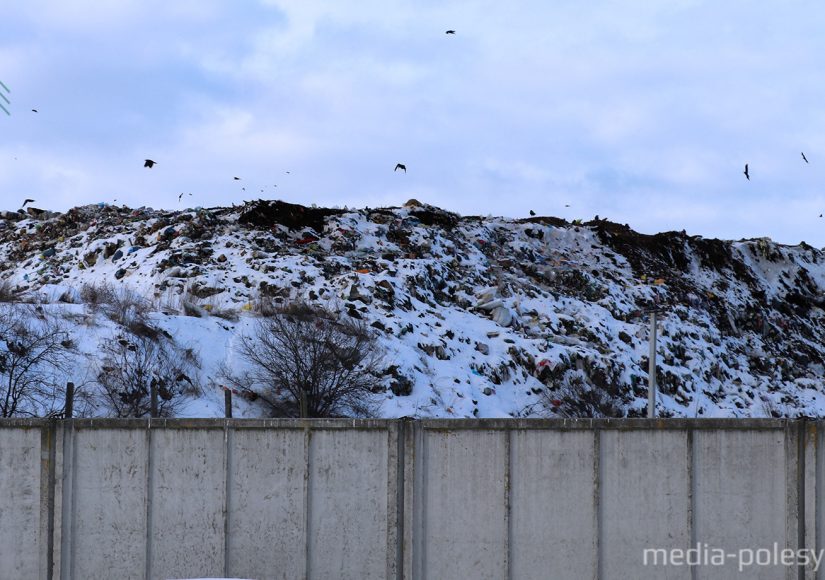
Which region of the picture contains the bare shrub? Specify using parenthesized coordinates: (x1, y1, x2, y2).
(94, 333, 200, 418)
(0, 280, 17, 303)
(224, 301, 383, 418)
(0, 305, 73, 417)
(79, 282, 115, 311)
(103, 287, 152, 331)
(211, 307, 239, 322)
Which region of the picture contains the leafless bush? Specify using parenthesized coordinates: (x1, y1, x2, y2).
(79, 282, 115, 311)
(0, 280, 17, 303)
(223, 301, 383, 418)
(103, 287, 153, 331)
(94, 333, 200, 418)
(0, 305, 73, 417)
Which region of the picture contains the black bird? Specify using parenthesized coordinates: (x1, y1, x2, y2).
(446, 30, 456, 34)
(233, 176, 240, 180)
(31, 109, 38, 113)
(395, 163, 406, 172)
(529, 209, 536, 216)
(802, 152, 809, 163)
(744, 163, 750, 180)
(564, 204, 570, 207)
(21, 198, 34, 208)
(178, 193, 184, 202)
(144, 159, 156, 168)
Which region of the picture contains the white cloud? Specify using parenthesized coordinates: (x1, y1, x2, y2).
(2, 0, 825, 243)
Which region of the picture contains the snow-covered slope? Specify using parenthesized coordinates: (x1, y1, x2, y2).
(2, 199, 824, 419)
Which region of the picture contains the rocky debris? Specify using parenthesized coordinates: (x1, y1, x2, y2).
(1, 198, 825, 419)
(474, 287, 516, 328)
(347, 282, 373, 304)
(383, 365, 415, 396)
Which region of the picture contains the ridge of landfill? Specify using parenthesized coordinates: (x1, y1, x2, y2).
(1, 198, 823, 418)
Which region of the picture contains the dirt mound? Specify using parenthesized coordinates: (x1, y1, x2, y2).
(517, 216, 569, 228)
(409, 206, 459, 229)
(593, 221, 691, 276)
(238, 200, 345, 233)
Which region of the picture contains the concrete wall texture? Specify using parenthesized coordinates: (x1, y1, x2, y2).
(0, 418, 819, 579)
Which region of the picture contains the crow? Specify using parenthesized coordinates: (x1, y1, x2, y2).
(446, 30, 456, 34)
(744, 163, 750, 180)
(529, 209, 536, 216)
(802, 152, 809, 163)
(395, 163, 406, 172)
(144, 159, 156, 168)
(21, 198, 34, 208)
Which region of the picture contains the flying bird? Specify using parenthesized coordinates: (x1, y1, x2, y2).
(802, 152, 809, 163)
(178, 193, 184, 202)
(233, 177, 241, 180)
(446, 30, 456, 34)
(744, 164, 750, 180)
(144, 159, 156, 168)
(529, 210, 536, 216)
(395, 163, 406, 172)
(21, 198, 34, 207)
(31, 109, 38, 113)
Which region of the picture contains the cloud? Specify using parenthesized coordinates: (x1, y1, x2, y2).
(2, 0, 825, 244)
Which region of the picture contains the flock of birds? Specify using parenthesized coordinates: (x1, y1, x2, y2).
(12, 29, 823, 222)
(743, 152, 809, 181)
(134, 30, 459, 207)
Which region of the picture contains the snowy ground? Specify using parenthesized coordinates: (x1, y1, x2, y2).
(1, 199, 824, 418)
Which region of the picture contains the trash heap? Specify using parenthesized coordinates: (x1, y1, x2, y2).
(1, 198, 825, 419)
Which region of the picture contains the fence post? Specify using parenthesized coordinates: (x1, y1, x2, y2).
(647, 310, 657, 418)
(150, 379, 158, 418)
(64, 382, 74, 419)
(224, 389, 233, 419)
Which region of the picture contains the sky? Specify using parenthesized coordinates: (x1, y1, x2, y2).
(3, 0, 825, 245)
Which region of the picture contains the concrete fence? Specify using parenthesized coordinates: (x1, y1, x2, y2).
(0, 418, 820, 579)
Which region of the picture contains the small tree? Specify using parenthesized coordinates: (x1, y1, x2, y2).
(95, 332, 199, 418)
(229, 302, 383, 418)
(0, 305, 72, 417)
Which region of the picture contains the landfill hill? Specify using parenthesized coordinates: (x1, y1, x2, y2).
(1, 199, 824, 418)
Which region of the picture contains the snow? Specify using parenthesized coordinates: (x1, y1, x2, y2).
(1, 200, 825, 418)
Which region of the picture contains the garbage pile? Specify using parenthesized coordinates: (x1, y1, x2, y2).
(0, 198, 824, 419)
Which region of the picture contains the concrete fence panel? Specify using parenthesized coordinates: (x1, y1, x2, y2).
(509, 429, 597, 580)
(0, 418, 820, 579)
(693, 428, 797, 580)
(226, 427, 307, 580)
(0, 425, 44, 580)
(148, 427, 227, 580)
(415, 428, 508, 580)
(600, 429, 691, 580)
(66, 427, 148, 580)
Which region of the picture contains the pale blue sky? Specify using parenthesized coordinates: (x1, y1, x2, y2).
(3, 1, 825, 244)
